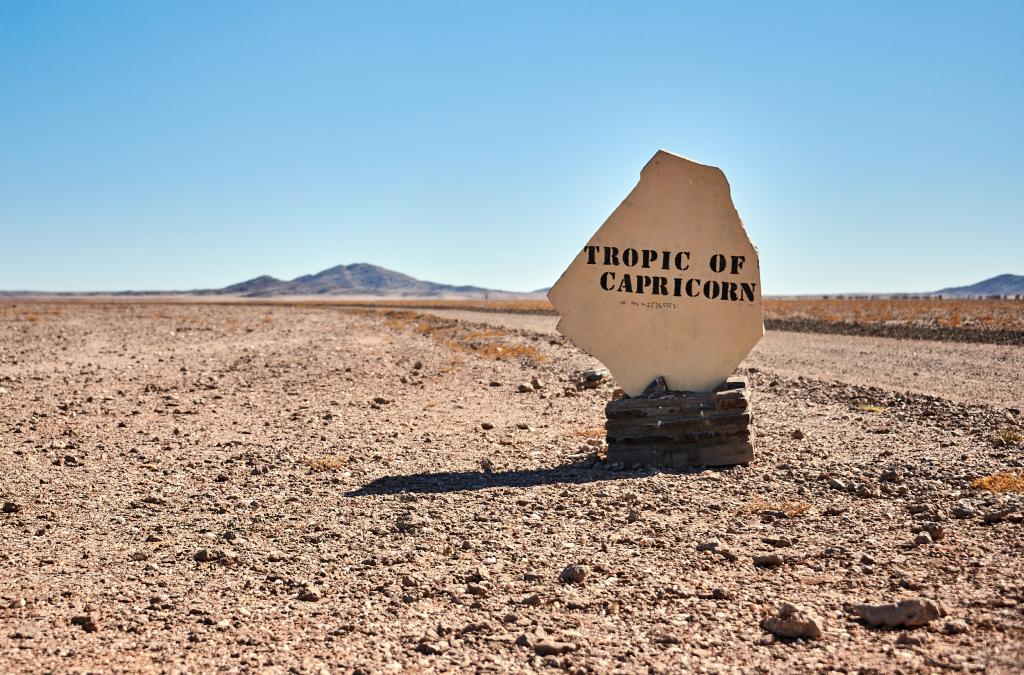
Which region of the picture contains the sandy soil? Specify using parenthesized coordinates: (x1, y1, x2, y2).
(1, 301, 1022, 673)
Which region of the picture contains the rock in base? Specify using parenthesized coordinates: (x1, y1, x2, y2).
(762, 603, 823, 639)
(850, 598, 944, 628)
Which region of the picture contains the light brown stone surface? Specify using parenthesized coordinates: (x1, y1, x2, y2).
(549, 150, 763, 396)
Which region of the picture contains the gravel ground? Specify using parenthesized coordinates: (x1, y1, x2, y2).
(1, 301, 1023, 673)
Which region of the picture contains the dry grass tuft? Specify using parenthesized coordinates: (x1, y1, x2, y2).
(572, 426, 607, 438)
(992, 426, 1023, 447)
(971, 471, 1024, 493)
(307, 455, 347, 472)
(743, 499, 811, 518)
(380, 309, 545, 364)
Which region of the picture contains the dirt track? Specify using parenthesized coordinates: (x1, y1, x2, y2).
(425, 309, 1024, 410)
(1, 302, 1023, 673)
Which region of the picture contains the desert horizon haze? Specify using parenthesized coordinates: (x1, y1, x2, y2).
(2, 261, 1022, 299)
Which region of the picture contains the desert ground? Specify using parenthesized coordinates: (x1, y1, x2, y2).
(1, 300, 1023, 673)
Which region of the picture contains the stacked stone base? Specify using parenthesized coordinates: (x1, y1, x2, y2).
(605, 376, 753, 468)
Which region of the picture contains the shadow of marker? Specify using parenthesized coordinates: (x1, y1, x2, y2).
(345, 460, 723, 496)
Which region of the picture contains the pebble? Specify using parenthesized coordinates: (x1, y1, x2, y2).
(298, 589, 321, 602)
(952, 503, 975, 519)
(763, 536, 793, 548)
(762, 602, 823, 639)
(530, 377, 543, 390)
(534, 639, 576, 656)
(849, 598, 944, 628)
(194, 549, 223, 563)
(560, 564, 588, 584)
(942, 619, 970, 635)
(981, 506, 1016, 523)
(70, 615, 98, 632)
(753, 554, 784, 568)
(791, 429, 805, 440)
(913, 532, 932, 546)
(2, 502, 21, 514)
(827, 477, 848, 491)
(516, 383, 532, 393)
(480, 422, 494, 430)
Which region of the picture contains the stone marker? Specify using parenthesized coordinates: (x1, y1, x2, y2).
(548, 150, 763, 467)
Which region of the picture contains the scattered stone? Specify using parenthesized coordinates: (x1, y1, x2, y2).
(488, 381, 502, 387)
(560, 564, 588, 584)
(1, 502, 21, 514)
(480, 422, 494, 430)
(942, 619, 970, 635)
(530, 377, 543, 390)
(696, 540, 720, 552)
(922, 522, 945, 541)
(70, 615, 98, 633)
(466, 582, 488, 596)
(416, 640, 450, 655)
(578, 369, 607, 389)
(849, 598, 944, 628)
(534, 639, 576, 656)
(895, 632, 927, 648)
(753, 554, 784, 568)
(762, 603, 823, 640)
(515, 633, 534, 648)
(516, 383, 532, 393)
(952, 502, 975, 519)
(480, 457, 495, 474)
(515, 422, 531, 430)
(913, 532, 932, 546)
(412, 360, 423, 370)
(763, 536, 794, 548)
(298, 589, 321, 602)
(879, 469, 902, 483)
(827, 477, 848, 491)
(395, 514, 426, 534)
(982, 507, 1016, 523)
(521, 594, 542, 607)
(791, 429, 805, 440)
(194, 548, 223, 563)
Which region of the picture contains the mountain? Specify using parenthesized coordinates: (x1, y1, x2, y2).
(219, 263, 500, 298)
(933, 274, 1024, 298)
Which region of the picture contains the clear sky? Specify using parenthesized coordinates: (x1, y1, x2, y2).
(1, 1, 1021, 294)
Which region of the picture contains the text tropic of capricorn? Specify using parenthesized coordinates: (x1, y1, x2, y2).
(583, 245, 757, 302)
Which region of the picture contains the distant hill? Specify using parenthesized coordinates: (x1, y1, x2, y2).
(217, 263, 501, 298)
(933, 274, 1024, 298)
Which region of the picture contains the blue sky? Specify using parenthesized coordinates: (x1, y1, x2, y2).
(1, 1, 1021, 294)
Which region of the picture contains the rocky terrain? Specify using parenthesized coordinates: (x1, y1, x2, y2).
(1, 301, 1023, 673)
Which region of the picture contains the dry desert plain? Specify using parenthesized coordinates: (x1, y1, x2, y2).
(1, 299, 1023, 673)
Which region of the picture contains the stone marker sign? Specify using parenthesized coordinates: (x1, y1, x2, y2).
(548, 150, 763, 466)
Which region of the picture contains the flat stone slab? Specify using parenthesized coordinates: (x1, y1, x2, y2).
(606, 376, 754, 467)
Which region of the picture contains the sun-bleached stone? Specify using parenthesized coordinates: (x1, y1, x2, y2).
(548, 150, 763, 396)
